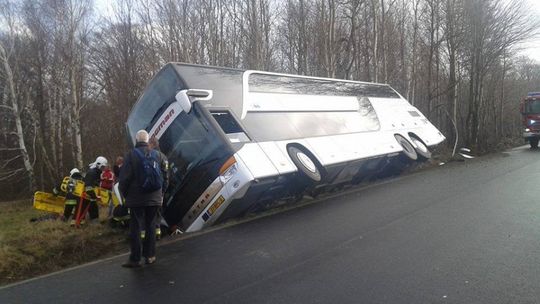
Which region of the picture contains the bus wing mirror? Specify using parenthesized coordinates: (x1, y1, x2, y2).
(175, 89, 213, 114)
(186, 89, 213, 101)
(175, 90, 192, 113)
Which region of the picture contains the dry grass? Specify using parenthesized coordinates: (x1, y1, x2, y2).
(0, 200, 127, 286)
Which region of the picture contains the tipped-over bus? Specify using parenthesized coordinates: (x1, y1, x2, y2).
(126, 63, 445, 232)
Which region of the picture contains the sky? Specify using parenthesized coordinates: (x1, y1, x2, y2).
(519, 0, 540, 62)
(94, 0, 113, 17)
(520, 41, 540, 62)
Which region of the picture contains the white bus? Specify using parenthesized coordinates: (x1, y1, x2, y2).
(126, 63, 445, 232)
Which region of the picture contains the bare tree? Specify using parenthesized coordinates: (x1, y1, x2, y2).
(0, 0, 36, 192)
(464, 0, 539, 147)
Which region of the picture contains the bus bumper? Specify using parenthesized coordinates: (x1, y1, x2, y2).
(523, 131, 540, 138)
(185, 156, 253, 232)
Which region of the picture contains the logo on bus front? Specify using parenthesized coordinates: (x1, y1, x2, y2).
(151, 108, 175, 139)
(149, 102, 183, 140)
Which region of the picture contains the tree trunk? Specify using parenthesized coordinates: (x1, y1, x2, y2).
(70, 64, 84, 170)
(370, 0, 379, 82)
(0, 43, 36, 192)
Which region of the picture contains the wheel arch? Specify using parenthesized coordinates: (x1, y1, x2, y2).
(407, 132, 428, 148)
(407, 132, 432, 160)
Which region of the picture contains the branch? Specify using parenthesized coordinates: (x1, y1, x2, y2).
(0, 104, 14, 112)
(0, 168, 24, 181)
(39, 139, 56, 181)
(32, 120, 37, 167)
(1, 154, 22, 169)
(79, 87, 105, 112)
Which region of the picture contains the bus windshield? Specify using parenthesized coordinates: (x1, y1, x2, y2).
(159, 103, 234, 228)
(524, 100, 540, 114)
(126, 65, 181, 142)
(159, 106, 230, 179)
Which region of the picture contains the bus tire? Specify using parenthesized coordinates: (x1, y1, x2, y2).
(394, 135, 418, 161)
(530, 138, 539, 149)
(409, 135, 431, 160)
(287, 145, 324, 183)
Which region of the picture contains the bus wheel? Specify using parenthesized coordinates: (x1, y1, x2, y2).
(394, 135, 418, 161)
(287, 146, 323, 183)
(530, 138, 539, 149)
(409, 136, 431, 160)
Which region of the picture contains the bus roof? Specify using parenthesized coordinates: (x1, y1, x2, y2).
(170, 63, 401, 118)
(172, 63, 245, 116)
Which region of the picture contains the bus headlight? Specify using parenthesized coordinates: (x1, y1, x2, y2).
(220, 164, 237, 184)
(525, 128, 531, 132)
(219, 156, 237, 184)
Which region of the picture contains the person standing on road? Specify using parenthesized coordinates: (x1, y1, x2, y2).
(149, 136, 169, 240)
(119, 130, 168, 268)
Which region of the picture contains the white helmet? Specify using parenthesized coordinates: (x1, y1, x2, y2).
(90, 156, 108, 169)
(69, 168, 80, 176)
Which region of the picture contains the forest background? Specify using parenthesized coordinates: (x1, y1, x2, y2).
(1, 0, 540, 201)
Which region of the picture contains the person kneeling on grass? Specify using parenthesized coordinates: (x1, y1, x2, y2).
(119, 130, 168, 268)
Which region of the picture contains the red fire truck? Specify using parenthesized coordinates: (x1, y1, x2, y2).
(521, 92, 540, 148)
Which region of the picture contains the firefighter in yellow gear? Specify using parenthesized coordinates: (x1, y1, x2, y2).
(53, 168, 84, 221)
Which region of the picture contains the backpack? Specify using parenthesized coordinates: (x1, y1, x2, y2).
(133, 148, 163, 192)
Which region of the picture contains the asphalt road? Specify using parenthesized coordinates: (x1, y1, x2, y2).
(3, 146, 540, 304)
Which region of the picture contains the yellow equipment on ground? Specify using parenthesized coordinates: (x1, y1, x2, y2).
(33, 191, 65, 214)
(33, 177, 121, 214)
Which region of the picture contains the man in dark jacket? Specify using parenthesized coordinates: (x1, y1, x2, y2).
(119, 130, 168, 268)
(113, 156, 123, 179)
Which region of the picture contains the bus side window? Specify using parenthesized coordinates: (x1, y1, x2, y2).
(211, 111, 250, 143)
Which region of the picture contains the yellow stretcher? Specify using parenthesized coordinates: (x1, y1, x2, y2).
(95, 187, 121, 207)
(33, 177, 121, 214)
(33, 191, 66, 214)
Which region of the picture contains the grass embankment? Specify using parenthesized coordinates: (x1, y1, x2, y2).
(0, 200, 127, 286)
